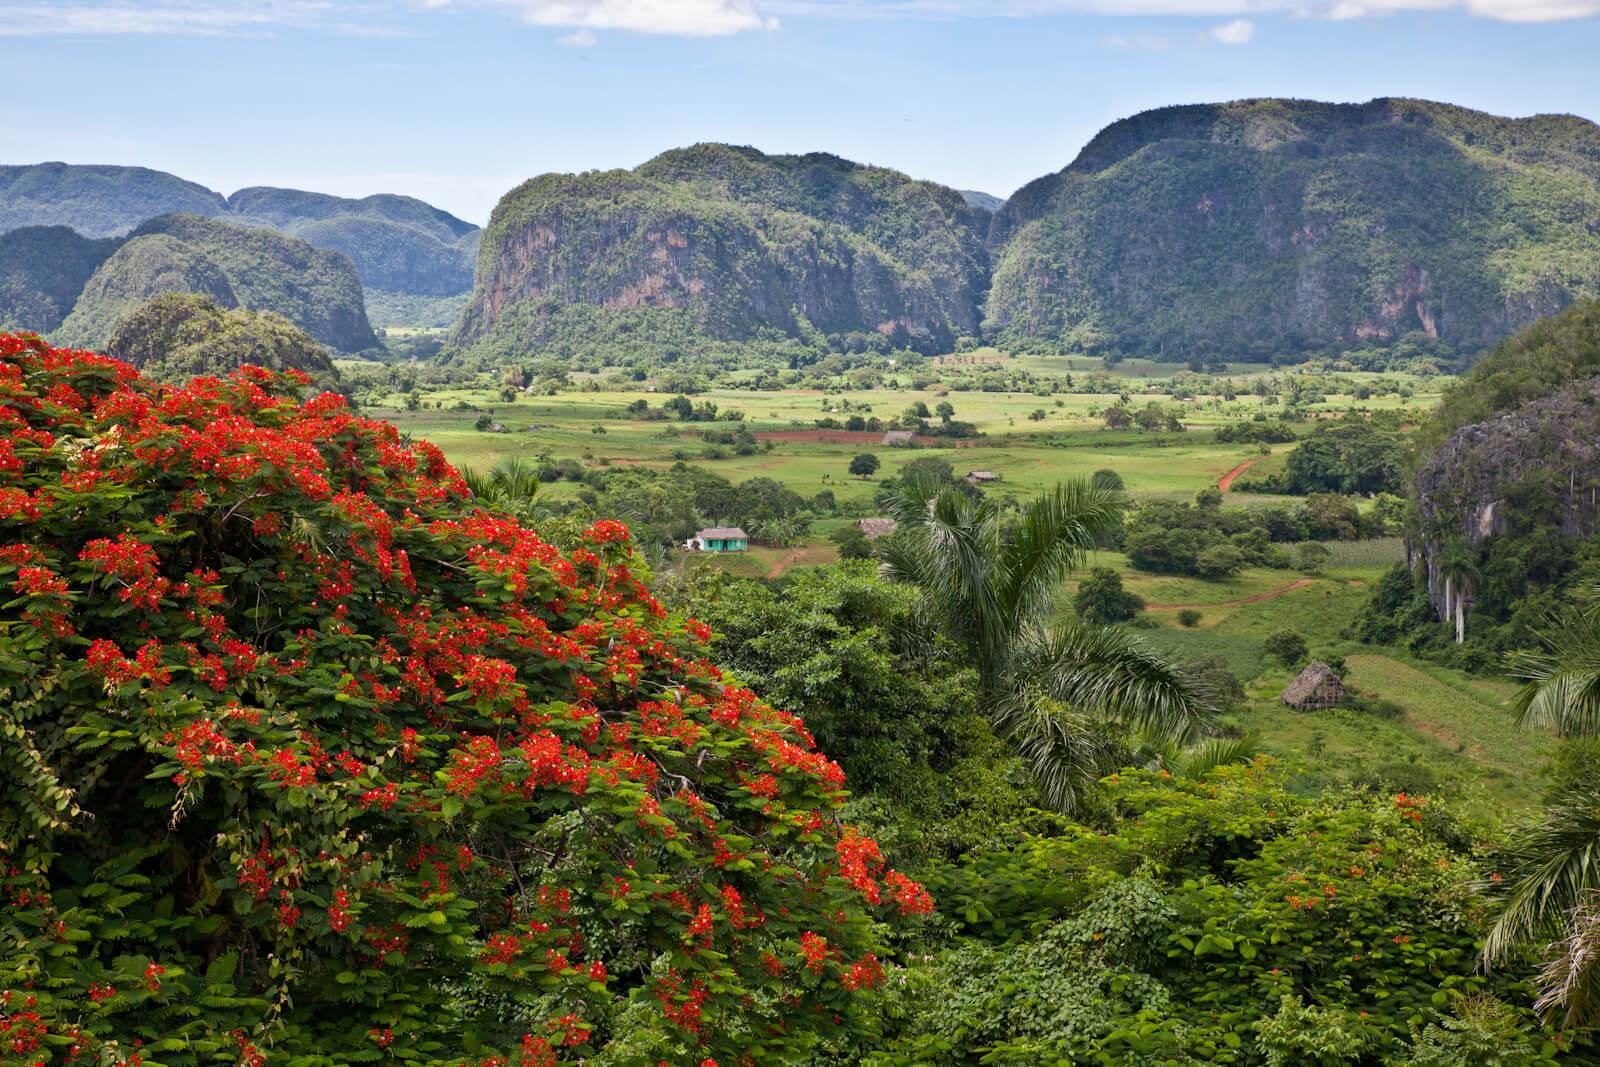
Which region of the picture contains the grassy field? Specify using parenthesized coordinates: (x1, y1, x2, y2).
(368, 367, 1439, 508)
(368, 354, 1551, 820)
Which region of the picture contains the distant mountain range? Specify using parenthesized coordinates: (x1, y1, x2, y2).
(0, 163, 479, 297)
(454, 98, 1600, 365)
(0, 163, 477, 350)
(9, 97, 1600, 363)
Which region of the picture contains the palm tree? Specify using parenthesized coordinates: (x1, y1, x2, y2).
(1436, 537, 1478, 645)
(463, 457, 543, 521)
(878, 474, 1217, 811)
(1485, 591, 1600, 1026)
(1509, 593, 1600, 738)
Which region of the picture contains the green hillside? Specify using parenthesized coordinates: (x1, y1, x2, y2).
(0, 162, 226, 237)
(450, 143, 991, 363)
(102, 291, 336, 382)
(55, 213, 377, 352)
(0, 226, 120, 333)
(225, 187, 479, 295)
(985, 97, 1600, 361)
(0, 165, 480, 302)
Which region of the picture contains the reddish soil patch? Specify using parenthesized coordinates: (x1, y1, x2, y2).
(1218, 456, 1265, 492)
(766, 548, 806, 579)
(1145, 577, 1316, 611)
(755, 430, 932, 446)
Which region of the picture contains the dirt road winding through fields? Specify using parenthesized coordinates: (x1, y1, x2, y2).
(1218, 456, 1265, 492)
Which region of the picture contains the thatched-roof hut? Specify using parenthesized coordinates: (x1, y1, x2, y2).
(856, 518, 898, 540)
(1280, 661, 1347, 711)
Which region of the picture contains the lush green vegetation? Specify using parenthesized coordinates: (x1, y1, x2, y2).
(1369, 299, 1600, 671)
(6, 318, 1600, 1062)
(102, 292, 337, 383)
(1236, 412, 1408, 496)
(226, 186, 478, 295)
(53, 213, 377, 352)
(451, 144, 991, 363)
(0, 162, 227, 237)
(0, 226, 119, 333)
(987, 98, 1600, 363)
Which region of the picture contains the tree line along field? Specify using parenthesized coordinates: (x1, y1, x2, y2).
(330, 355, 1566, 824)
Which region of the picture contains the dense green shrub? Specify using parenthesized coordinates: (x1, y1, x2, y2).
(1265, 630, 1309, 666)
(857, 764, 1562, 1064)
(1074, 567, 1145, 625)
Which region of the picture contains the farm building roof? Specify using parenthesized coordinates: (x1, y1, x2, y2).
(1280, 661, 1347, 711)
(696, 527, 749, 540)
(856, 518, 898, 539)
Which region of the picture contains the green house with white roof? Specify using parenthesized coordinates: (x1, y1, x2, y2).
(691, 526, 749, 552)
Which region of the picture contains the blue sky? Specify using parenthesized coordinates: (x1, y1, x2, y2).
(3, 0, 1599, 223)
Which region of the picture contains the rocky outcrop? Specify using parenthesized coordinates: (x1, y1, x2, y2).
(985, 98, 1600, 358)
(451, 145, 990, 361)
(1413, 374, 1600, 631)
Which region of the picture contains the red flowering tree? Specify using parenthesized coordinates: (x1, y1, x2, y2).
(0, 334, 931, 1065)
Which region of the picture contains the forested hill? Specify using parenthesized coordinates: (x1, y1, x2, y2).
(0, 162, 226, 237)
(449, 144, 992, 362)
(14, 97, 1600, 362)
(224, 187, 480, 295)
(53, 213, 377, 352)
(986, 98, 1600, 359)
(0, 163, 480, 298)
(1366, 299, 1600, 666)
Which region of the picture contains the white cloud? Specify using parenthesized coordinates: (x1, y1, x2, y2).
(2, 0, 1593, 38)
(769, 0, 1600, 20)
(1208, 14, 1253, 37)
(0, 0, 778, 37)
(0, 1, 341, 36)
(476, 0, 778, 35)
(557, 25, 598, 41)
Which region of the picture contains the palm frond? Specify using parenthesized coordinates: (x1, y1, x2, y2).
(1175, 735, 1261, 780)
(998, 480, 1125, 629)
(884, 470, 945, 530)
(1533, 893, 1600, 1029)
(461, 466, 498, 503)
(874, 533, 925, 587)
(989, 690, 1125, 813)
(1009, 621, 1219, 745)
(1484, 780, 1600, 965)
(1511, 607, 1600, 737)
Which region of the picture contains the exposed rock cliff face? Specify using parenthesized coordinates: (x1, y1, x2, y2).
(1415, 375, 1600, 632)
(985, 98, 1600, 357)
(451, 145, 990, 360)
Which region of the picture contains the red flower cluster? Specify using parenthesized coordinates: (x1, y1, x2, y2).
(0, 334, 928, 1065)
(1394, 792, 1426, 823)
